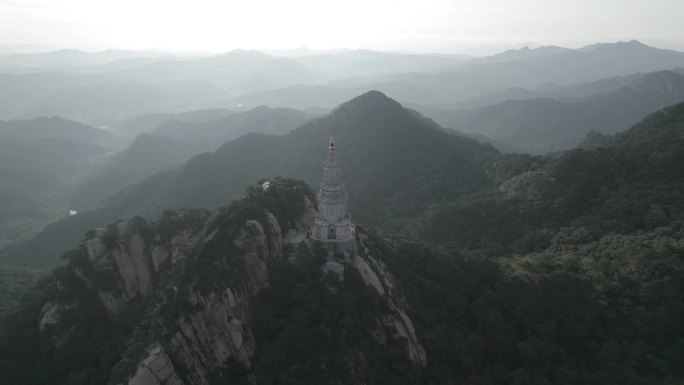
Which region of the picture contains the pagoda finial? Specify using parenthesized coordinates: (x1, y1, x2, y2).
(329, 135, 335, 154)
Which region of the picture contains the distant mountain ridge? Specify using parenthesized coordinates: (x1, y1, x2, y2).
(152, 105, 313, 142)
(69, 106, 313, 210)
(23, 80, 228, 123)
(465, 45, 572, 65)
(221, 44, 684, 113)
(224, 82, 439, 110)
(357, 40, 684, 102)
(2, 40, 684, 124)
(430, 70, 684, 152)
(0, 116, 114, 143)
(112, 49, 321, 93)
(292, 49, 467, 77)
(1, 91, 498, 267)
(0, 48, 167, 70)
(112, 108, 235, 136)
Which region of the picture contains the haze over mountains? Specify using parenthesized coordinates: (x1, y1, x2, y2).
(0, 49, 167, 73)
(427, 70, 684, 151)
(2, 91, 684, 384)
(0, 117, 115, 250)
(2, 40, 684, 135)
(0, 39, 682, 260)
(69, 106, 314, 210)
(2, 35, 684, 384)
(0, 91, 496, 266)
(0, 39, 683, 258)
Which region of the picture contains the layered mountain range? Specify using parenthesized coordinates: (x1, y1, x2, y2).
(428, 70, 684, 152)
(0, 92, 496, 267)
(0, 93, 682, 383)
(3, 40, 684, 130)
(2, 40, 684, 384)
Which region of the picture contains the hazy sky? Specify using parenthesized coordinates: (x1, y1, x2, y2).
(1, 0, 683, 54)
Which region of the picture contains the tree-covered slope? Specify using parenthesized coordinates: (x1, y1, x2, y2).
(0, 265, 41, 317)
(377, 226, 684, 384)
(151, 105, 313, 142)
(151, 91, 497, 224)
(0, 178, 426, 385)
(2, 91, 498, 267)
(1, 177, 682, 384)
(2, 98, 684, 385)
(415, 101, 684, 254)
(68, 107, 313, 210)
(0, 117, 124, 252)
(68, 133, 210, 210)
(0, 138, 107, 253)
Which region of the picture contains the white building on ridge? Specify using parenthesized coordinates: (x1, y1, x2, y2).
(312, 136, 355, 252)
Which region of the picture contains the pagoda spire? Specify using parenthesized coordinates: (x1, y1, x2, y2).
(313, 136, 354, 250)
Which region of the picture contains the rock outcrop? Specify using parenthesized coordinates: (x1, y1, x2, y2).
(5, 179, 436, 385)
(121, 210, 428, 384)
(123, 211, 284, 385)
(38, 301, 73, 332)
(128, 345, 184, 385)
(352, 239, 428, 366)
(81, 222, 194, 316)
(295, 196, 317, 231)
(30, 188, 428, 385)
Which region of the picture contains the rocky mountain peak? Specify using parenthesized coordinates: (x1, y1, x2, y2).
(331, 90, 404, 116)
(8, 178, 428, 385)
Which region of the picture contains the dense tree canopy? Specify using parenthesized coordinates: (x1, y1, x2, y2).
(1, 100, 684, 384)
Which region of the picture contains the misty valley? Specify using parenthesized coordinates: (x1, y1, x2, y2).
(0, 36, 683, 385)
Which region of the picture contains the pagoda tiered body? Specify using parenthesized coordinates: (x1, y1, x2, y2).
(312, 137, 355, 251)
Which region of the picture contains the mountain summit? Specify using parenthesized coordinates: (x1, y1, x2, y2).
(1, 91, 498, 267)
(134, 90, 498, 223)
(0, 178, 429, 384)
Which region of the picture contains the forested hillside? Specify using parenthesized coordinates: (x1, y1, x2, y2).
(5, 93, 684, 271)
(414, 101, 684, 254)
(0, 92, 498, 267)
(0, 118, 116, 251)
(1, 176, 682, 384)
(4, 2, 684, 383)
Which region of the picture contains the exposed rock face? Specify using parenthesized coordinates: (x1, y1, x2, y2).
(81, 222, 193, 317)
(38, 301, 74, 332)
(353, 238, 428, 366)
(46, 204, 427, 384)
(296, 196, 318, 230)
(152, 230, 193, 272)
(37, 222, 197, 350)
(37, 300, 78, 348)
(128, 344, 184, 385)
(233, 213, 283, 294)
(264, 212, 284, 260)
(352, 255, 386, 296)
(124, 213, 284, 385)
(164, 287, 254, 385)
(111, 234, 153, 299)
(386, 304, 428, 365)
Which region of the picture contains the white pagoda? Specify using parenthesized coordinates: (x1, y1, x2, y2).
(312, 136, 355, 251)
